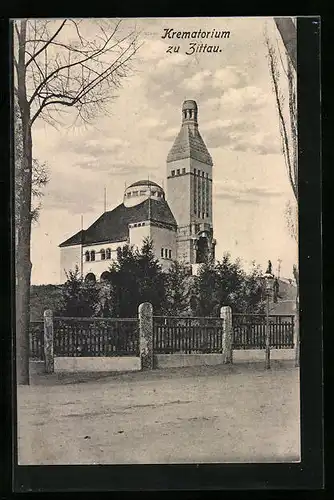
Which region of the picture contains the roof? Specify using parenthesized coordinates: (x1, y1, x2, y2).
(59, 198, 177, 248)
(167, 124, 213, 166)
(128, 180, 162, 189)
(182, 100, 198, 110)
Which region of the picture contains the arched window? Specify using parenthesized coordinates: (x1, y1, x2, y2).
(100, 271, 111, 282)
(106, 248, 111, 259)
(101, 249, 105, 260)
(85, 273, 96, 284)
(85, 251, 90, 262)
(90, 250, 95, 261)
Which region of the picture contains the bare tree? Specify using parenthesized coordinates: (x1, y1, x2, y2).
(265, 20, 299, 366)
(265, 32, 298, 201)
(13, 18, 140, 384)
(274, 17, 297, 71)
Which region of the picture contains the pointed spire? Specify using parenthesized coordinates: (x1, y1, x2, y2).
(167, 100, 213, 165)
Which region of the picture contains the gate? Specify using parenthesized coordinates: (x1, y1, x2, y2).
(29, 320, 44, 360)
(153, 316, 224, 354)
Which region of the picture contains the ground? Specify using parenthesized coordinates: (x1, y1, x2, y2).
(17, 361, 300, 465)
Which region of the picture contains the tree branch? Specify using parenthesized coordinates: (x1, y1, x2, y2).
(266, 35, 298, 201)
(25, 19, 67, 69)
(28, 20, 126, 107)
(30, 35, 138, 125)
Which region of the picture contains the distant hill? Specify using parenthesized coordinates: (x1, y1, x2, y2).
(30, 284, 64, 321)
(269, 278, 297, 316)
(277, 278, 297, 301)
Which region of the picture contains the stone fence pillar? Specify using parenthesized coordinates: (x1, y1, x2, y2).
(220, 306, 233, 364)
(138, 302, 154, 371)
(43, 309, 54, 373)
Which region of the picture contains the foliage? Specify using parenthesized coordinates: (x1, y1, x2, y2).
(30, 284, 64, 321)
(94, 280, 118, 318)
(192, 253, 264, 316)
(58, 251, 265, 318)
(61, 265, 100, 317)
(163, 261, 191, 316)
(107, 238, 166, 317)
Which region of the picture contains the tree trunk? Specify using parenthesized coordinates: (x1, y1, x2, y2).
(274, 17, 297, 72)
(16, 118, 33, 385)
(16, 20, 32, 385)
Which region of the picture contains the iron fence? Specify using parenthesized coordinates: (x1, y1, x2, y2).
(29, 320, 44, 360)
(232, 314, 295, 349)
(53, 317, 139, 357)
(153, 316, 224, 354)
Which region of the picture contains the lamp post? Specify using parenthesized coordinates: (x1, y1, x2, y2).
(263, 265, 275, 370)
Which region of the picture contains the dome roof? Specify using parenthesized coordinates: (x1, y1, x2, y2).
(128, 179, 162, 189)
(182, 100, 198, 111)
(124, 179, 165, 208)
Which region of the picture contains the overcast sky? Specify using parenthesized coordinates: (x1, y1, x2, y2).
(28, 17, 298, 284)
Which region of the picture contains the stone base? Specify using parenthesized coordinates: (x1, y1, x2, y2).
(54, 357, 141, 373)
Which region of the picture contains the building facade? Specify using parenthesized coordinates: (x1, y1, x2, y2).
(59, 100, 215, 282)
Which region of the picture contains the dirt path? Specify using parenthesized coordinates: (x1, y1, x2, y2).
(17, 362, 300, 464)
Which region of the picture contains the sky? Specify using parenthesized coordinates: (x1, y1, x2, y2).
(27, 17, 298, 284)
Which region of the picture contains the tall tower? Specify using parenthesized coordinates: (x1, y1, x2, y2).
(166, 100, 216, 269)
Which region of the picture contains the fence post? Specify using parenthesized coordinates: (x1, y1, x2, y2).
(138, 302, 154, 370)
(43, 309, 54, 373)
(220, 306, 233, 364)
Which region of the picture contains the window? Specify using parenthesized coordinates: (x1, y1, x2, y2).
(177, 169, 180, 175)
(132, 191, 138, 196)
(100, 271, 111, 282)
(202, 212, 205, 219)
(85, 273, 96, 284)
(194, 169, 197, 175)
(127, 192, 131, 197)
(106, 248, 111, 259)
(161, 248, 164, 258)
(182, 168, 186, 174)
(169, 249, 172, 259)
(206, 172, 209, 179)
(85, 251, 90, 262)
(139, 190, 146, 195)
(101, 249, 105, 260)
(90, 250, 95, 261)
(202, 171, 205, 177)
(165, 248, 168, 258)
(171, 170, 175, 176)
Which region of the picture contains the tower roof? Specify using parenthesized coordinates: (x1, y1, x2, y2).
(182, 100, 198, 111)
(167, 100, 213, 165)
